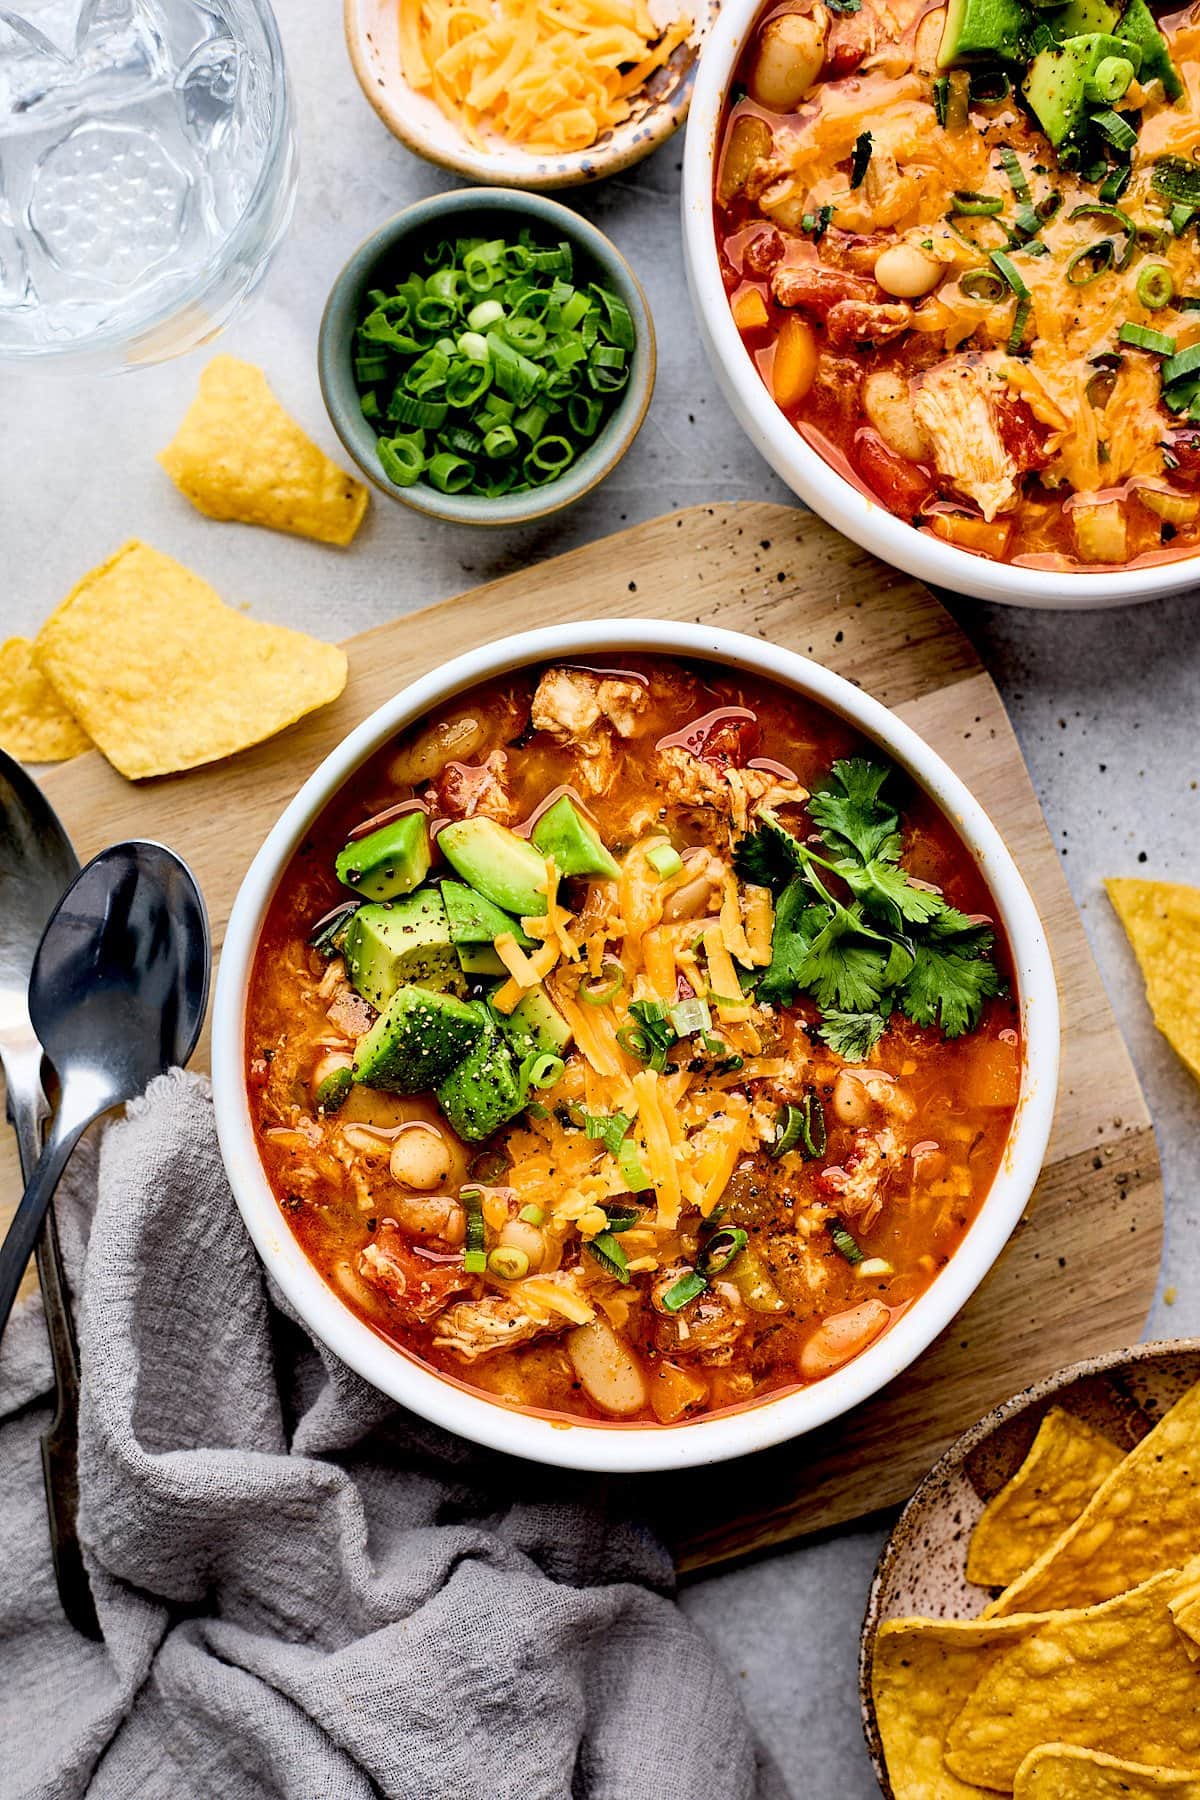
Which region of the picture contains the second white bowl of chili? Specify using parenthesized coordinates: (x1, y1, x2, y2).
(683, 0, 1200, 608)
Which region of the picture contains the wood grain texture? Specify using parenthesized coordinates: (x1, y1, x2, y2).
(4, 502, 1162, 1571)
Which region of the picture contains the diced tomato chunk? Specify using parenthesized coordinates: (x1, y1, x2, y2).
(825, 299, 913, 349)
(853, 428, 934, 517)
(823, 14, 872, 78)
(770, 263, 876, 318)
(743, 226, 785, 277)
(996, 396, 1053, 473)
(1165, 422, 1200, 483)
(698, 714, 762, 767)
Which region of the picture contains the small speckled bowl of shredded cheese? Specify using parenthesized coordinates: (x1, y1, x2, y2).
(345, 0, 718, 188)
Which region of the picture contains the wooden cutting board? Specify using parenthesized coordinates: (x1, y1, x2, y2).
(7, 501, 1162, 1575)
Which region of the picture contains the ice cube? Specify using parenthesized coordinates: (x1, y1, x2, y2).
(5, 0, 90, 56)
(176, 30, 239, 149)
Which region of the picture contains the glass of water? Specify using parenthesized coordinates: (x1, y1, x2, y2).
(0, 0, 296, 368)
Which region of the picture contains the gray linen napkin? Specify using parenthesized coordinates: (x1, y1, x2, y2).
(0, 1072, 786, 1800)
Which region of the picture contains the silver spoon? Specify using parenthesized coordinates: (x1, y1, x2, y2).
(0, 843, 210, 1351)
(0, 751, 93, 1634)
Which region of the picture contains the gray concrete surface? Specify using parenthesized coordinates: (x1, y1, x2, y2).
(2, 6, 1198, 1794)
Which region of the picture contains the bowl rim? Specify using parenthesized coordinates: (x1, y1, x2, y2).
(211, 618, 1060, 1474)
(317, 188, 657, 527)
(680, 0, 1200, 609)
(342, 0, 702, 190)
(856, 1335, 1200, 1796)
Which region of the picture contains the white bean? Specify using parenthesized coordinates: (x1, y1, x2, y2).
(862, 369, 932, 463)
(387, 714, 486, 785)
(389, 1124, 452, 1191)
(873, 243, 943, 299)
(567, 1319, 647, 1417)
(749, 10, 828, 111)
(799, 1299, 889, 1379)
(496, 1217, 549, 1272)
(389, 1194, 466, 1245)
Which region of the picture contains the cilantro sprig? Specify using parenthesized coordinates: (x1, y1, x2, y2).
(733, 759, 1003, 1060)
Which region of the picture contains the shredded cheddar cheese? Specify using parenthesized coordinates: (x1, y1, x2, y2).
(398, 0, 692, 156)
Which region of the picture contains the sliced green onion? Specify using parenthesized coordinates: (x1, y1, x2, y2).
(1085, 55, 1135, 103)
(388, 392, 448, 429)
(586, 1230, 630, 1284)
(603, 1205, 643, 1234)
(518, 1203, 545, 1225)
(1137, 264, 1175, 310)
(660, 1268, 707, 1312)
(488, 1246, 529, 1280)
(952, 191, 1003, 216)
(1068, 202, 1136, 267)
(584, 1109, 634, 1156)
(377, 435, 424, 487)
(960, 268, 1006, 303)
(829, 1218, 865, 1265)
(988, 249, 1029, 297)
(524, 1052, 566, 1090)
(1091, 108, 1138, 152)
(581, 961, 624, 1007)
(646, 841, 684, 879)
(1151, 156, 1200, 208)
(998, 147, 1031, 203)
(669, 996, 712, 1038)
(1007, 292, 1032, 354)
(932, 74, 949, 128)
(463, 1190, 486, 1273)
(616, 1137, 653, 1192)
(1119, 321, 1176, 354)
(849, 130, 873, 189)
(1086, 366, 1118, 407)
(467, 298, 506, 330)
(426, 452, 472, 492)
(1067, 239, 1116, 285)
(309, 902, 357, 957)
(1162, 341, 1200, 386)
(698, 1226, 749, 1277)
(483, 423, 518, 459)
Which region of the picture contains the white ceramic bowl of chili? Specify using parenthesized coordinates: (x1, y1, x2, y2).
(681, 0, 1200, 610)
(212, 620, 1059, 1473)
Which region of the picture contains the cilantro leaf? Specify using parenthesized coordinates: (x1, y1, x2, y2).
(835, 856, 946, 927)
(732, 809, 805, 893)
(898, 912, 1002, 1036)
(818, 1007, 890, 1061)
(809, 759, 900, 865)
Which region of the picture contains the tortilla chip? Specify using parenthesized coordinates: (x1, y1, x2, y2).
(1169, 1558, 1200, 1664)
(966, 1408, 1125, 1588)
(0, 636, 92, 763)
(34, 540, 347, 780)
(986, 1379, 1200, 1617)
(872, 1612, 1053, 1799)
(1107, 878, 1200, 1083)
(159, 354, 369, 546)
(1015, 1747, 1200, 1798)
(945, 1568, 1200, 1790)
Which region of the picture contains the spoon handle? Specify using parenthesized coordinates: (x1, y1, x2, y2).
(0, 1116, 89, 1341)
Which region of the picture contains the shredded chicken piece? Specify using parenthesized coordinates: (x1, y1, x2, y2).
(657, 745, 809, 833)
(434, 749, 515, 824)
(433, 1271, 586, 1362)
(531, 667, 648, 741)
(817, 1126, 901, 1231)
(913, 359, 1018, 522)
(650, 1271, 746, 1365)
(326, 986, 376, 1040)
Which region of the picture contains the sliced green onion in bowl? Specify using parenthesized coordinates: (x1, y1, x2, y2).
(646, 841, 683, 879)
(660, 1268, 707, 1312)
(581, 961, 624, 1006)
(951, 191, 1004, 216)
(960, 268, 1007, 303)
(488, 1246, 530, 1280)
(669, 996, 712, 1037)
(1119, 321, 1177, 354)
(1138, 264, 1176, 309)
(699, 1226, 749, 1277)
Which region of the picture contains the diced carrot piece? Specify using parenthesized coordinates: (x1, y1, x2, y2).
(732, 287, 770, 333)
(771, 314, 818, 410)
(929, 511, 1013, 559)
(649, 1360, 709, 1424)
(961, 1038, 1021, 1110)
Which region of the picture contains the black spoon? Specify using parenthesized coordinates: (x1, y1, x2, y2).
(0, 842, 210, 1350)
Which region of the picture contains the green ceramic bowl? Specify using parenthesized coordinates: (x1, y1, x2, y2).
(318, 189, 657, 526)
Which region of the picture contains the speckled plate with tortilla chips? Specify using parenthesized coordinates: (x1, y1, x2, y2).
(860, 1340, 1200, 1799)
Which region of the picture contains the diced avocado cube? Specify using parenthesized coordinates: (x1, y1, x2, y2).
(530, 794, 620, 881)
(438, 817, 548, 918)
(335, 811, 431, 902)
(493, 988, 574, 1061)
(353, 988, 486, 1094)
(1023, 33, 1130, 146)
(1054, 0, 1180, 98)
(343, 890, 463, 1010)
(937, 0, 1028, 65)
(441, 879, 534, 948)
(457, 942, 509, 976)
(435, 1019, 526, 1142)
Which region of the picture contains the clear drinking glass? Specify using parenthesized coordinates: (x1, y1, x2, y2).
(0, 0, 296, 369)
